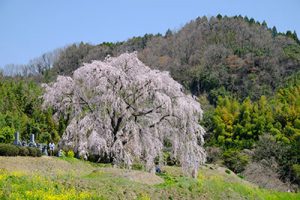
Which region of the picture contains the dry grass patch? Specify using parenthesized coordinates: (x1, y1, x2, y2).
(91, 168, 163, 185)
(0, 156, 163, 185)
(0, 156, 94, 176)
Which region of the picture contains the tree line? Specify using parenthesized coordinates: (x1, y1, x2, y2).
(0, 76, 64, 144)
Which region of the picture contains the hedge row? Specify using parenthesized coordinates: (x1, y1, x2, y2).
(0, 144, 42, 157)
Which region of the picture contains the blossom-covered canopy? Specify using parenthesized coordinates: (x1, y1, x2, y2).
(42, 52, 206, 176)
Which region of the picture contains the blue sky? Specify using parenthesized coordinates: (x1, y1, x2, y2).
(0, 0, 299, 67)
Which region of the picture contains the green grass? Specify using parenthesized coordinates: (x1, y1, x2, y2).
(199, 173, 296, 200)
(0, 157, 299, 200)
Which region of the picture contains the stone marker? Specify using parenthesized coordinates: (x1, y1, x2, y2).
(42, 145, 48, 156)
(28, 134, 37, 147)
(13, 132, 21, 146)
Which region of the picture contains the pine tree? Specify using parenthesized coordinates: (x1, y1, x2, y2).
(272, 26, 278, 37)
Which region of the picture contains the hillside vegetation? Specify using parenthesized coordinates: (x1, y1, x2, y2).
(47, 15, 300, 101)
(0, 15, 300, 193)
(0, 156, 299, 200)
(0, 77, 62, 144)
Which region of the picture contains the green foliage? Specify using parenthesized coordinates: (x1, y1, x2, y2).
(208, 84, 300, 149)
(57, 150, 66, 158)
(0, 126, 15, 143)
(18, 146, 29, 156)
(27, 147, 37, 157)
(253, 134, 300, 184)
(161, 151, 178, 166)
(253, 134, 283, 161)
(0, 78, 59, 144)
(272, 26, 278, 37)
(208, 87, 231, 105)
(36, 148, 42, 157)
(0, 170, 92, 199)
(292, 164, 300, 183)
(284, 44, 300, 61)
(38, 132, 51, 143)
(66, 150, 75, 158)
(2, 14, 300, 191)
(204, 147, 222, 164)
(0, 144, 19, 156)
(286, 31, 300, 44)
(45, 16, 300, 101)
(204, 82, 300, 186)
(237, 174, 244, 179)
(52, 148, 59, 157)
(132, 162, 145, 171)
(0, 144, 42, 157)
(0, 157, 299, 199)
(222, 149, 249, 173)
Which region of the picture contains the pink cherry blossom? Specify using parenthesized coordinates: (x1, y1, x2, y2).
(42, 52, 206, 177)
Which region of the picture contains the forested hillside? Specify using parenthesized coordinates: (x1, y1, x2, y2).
(1, 15, 300, 192)
(48, 15, 300, 101)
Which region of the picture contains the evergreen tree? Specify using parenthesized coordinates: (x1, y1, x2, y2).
(272, 26, 278, 37)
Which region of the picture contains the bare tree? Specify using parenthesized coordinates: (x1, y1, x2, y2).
(27, 48, 63, 75)
(42, 52, 206, 177)
(2, 64, 24, 76)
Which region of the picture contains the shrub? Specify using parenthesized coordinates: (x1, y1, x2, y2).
(253, 134, 294, 181)
(237, 174, 244, 179)
(132, 162, 144, 170)
(88, 154, 112, 163)
(205, 147, 222, 164)
(39, 132, 51, 143)
(88, 154, 98, 162)
(253, 134, 280, 161)
(27, 147, 37, 157)
(36, 148, 42, 157)
(59, 150, 66, 157)
(18, 146, 29, 156)
(0, 143, 19, 156)
(222, 149, 249, 173)
(66, 150, 75, 158)
(50, 148, 59, 157)
(292, 164, 300, 183)
(0, 127, 15, 143)
(163, 151, 179, 166)
(242, 161, 290, 192)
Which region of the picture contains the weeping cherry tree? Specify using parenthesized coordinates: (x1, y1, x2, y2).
(42, 52, 206, 177)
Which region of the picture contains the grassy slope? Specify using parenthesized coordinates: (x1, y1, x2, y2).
(0, 156, 299, 200)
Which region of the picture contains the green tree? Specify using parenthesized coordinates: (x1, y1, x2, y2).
(271, 26, 278, 37)
(0, 126, 15, 143)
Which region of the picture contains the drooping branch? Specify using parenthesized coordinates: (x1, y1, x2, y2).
(42, 52, 206, 177)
